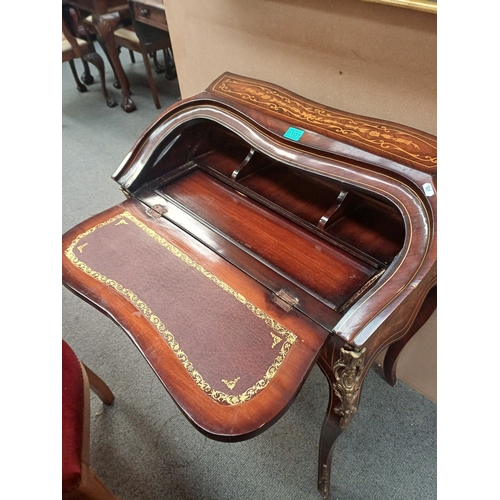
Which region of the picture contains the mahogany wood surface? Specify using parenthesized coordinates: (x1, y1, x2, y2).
(158, 169, 378, 306)
(63, 73, 437, 497)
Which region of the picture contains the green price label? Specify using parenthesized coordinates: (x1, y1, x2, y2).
(283, 127, 304, 141)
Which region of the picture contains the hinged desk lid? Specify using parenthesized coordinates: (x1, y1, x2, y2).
(63, 198, 331, 439)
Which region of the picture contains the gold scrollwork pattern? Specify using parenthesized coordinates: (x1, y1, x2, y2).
(212, 75, 436, 169)
(64, 211, 297, 406)
(221, 377, 240, 390)
(333, 346, 366, 430)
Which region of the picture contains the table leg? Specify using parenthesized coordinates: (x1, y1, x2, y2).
(96, 12, 136, 113)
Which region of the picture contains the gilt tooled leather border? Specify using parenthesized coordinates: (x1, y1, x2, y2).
(64, 211, 297, 406)
(210, 75, 437, 169)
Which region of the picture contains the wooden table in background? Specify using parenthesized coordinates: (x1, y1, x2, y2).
(63, 0, 170, 112)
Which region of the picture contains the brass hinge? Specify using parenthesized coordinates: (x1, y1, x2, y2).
(272, 289, 298, 312)
(119, 187, 132, 199)
(146, 204, 168, 218)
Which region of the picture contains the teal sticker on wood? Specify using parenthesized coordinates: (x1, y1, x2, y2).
(283, 127, 304, 141)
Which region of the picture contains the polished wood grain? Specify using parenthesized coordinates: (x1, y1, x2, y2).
(64, 73, 437, 497)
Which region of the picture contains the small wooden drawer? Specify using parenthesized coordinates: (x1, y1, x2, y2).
(131, 0, 168, 31)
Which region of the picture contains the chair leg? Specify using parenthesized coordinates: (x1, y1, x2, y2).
(82, 363, 115, 405)
(140, 47, 161, 109)
(73, 464, 119, 500)
(151, 51, 164, 74)
(96, 39, 121, 90)
(68, 60, 88, 93)
(82, 52, 118, 108)
(69, 363, 117, 500)
(129, 49, 135, 64)
(81, 59, 94, 85)
(163, 47, 176, 80)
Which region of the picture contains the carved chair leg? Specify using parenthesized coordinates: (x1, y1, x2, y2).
(83, 52, 118, 108)
(80, 59, 94, 85)
(383, 286, 437, 386)
(96, 39, 121, 89)
(97, 12, 135, 112)
(68, 60, 87, 93)
(141, 47, 161, 109)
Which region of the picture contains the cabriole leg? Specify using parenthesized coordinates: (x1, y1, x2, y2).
(383, 286, 437, 386)
(96, 13, 136, 112)
(69, 60, 87, 93)
(80, 59, 94, 85)
(317, 343, 366, 498)
(317, 370, 343, 499)
(83, 52, 117, 108)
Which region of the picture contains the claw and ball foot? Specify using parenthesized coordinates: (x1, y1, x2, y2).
(80, 59, 94, 85)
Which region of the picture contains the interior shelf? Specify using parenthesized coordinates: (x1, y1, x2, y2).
(138, 120, 407, 311)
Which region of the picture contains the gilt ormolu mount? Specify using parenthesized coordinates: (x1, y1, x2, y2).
(62, 72, 437, 497)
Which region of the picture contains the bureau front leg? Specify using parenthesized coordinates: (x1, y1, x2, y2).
(317, 343, 366, 498)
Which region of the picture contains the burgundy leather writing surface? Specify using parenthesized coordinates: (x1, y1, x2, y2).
(65, 210, 298, 405)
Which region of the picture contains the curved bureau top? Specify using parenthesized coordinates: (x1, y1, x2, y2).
(112, 72, 437, 348)
(208, 73, 437, 174)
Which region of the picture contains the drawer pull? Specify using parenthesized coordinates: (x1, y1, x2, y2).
(140, 8, 149, 16)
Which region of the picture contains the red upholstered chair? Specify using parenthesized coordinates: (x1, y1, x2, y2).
(62, 340, 118, 500)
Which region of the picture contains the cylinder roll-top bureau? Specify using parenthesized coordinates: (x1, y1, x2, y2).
(62, 72, 437, 498)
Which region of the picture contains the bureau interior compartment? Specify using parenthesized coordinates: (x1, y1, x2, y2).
(156, 169, 380, 310)
(188, 122, 406, 266)
(140, 120, 408, 313)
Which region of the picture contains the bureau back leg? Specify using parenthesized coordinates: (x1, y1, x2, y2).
(383, 286, 437, 386)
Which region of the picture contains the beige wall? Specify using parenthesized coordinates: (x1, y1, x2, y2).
(163, 0, 437, 402)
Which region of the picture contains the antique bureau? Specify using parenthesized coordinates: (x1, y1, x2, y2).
(62, 72, 437, 497)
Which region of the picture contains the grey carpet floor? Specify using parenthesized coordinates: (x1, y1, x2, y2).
(62, 49, 437, 500)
